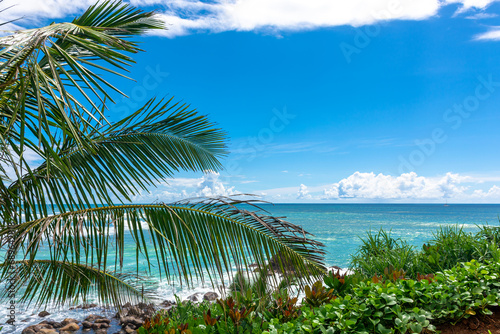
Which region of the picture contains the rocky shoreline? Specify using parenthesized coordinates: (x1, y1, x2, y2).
(13, 266, 349, 334)
(19, 291, 220, 334)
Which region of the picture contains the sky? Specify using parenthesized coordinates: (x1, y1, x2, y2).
(2, 0, 500, 203)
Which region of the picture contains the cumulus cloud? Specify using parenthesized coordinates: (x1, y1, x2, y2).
(471, 185, 500, 198)
(297, 184, 312, 199)
(132, 171, 237, 202)
(3, 0, 499, 38)
(322, 172, 470, 200)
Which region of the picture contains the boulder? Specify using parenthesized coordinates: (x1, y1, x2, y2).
(203, 292, 219, 301)
(21, 327, 36, 334)
(124, 327, 137, 334)
(95, 318, 111, 324)
(85, 314, 105, 322)
(34, 324, 52, 331)
(160, 300, 175, 308)
(59, 323, 80, 331)
(121, 316, 143, 327)
(38, 311, 50, 317)
(96, 329, 108, 334)
(82, 321, 93, 328)
(38, 329, 57, 334)
(82, 303, 98, 309)
(62, 318, 79, 325)
(41, 321, 62, 328)
(186, 293, 202, 302)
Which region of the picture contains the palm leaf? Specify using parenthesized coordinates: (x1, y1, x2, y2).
(1, 199, 326, 307)
(8, 98, 227, 222)
(0, 1, 164, 199)
(0, 260, 155, 307)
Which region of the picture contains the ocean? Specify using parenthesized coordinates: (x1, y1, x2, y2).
(2, 204, 500, 332)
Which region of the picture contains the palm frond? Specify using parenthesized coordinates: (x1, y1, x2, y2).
(1, 199, 326, 306)
(0, 1, 164, 198)
(0, 260, 154, 307)
(9, 98, 227, 222)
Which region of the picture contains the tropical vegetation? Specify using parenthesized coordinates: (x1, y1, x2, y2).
(137, 224, 500, 334)
(0, 0, 326, 308)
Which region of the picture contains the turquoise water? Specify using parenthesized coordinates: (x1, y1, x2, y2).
(2, 204, 500, 332)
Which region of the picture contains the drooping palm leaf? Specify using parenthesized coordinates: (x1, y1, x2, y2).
(8, 97, 227, 223)
(0, 260, 155, 307)
(1, 199, 325, 307)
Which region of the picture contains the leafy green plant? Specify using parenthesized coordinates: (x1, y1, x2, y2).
(303, 281, 335, 307)
(217, 296, 254, 333)
(323, 269, 363, 297)
(264, 290, 301, 324)
(351, 229, 421, 278)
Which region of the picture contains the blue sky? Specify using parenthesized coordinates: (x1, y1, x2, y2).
(4, 0, 500, 203)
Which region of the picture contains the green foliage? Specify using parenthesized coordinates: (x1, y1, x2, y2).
(351, 229, 421, 278)
(323, 269, 363, 297)
(137, 258, 500, 334)
(304, 281, 335, 308)
(351, 224, 500, 280)
(263, 259, 500, 334)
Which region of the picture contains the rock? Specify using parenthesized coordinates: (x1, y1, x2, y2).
(38, 329, 57, 334)
(187, 293, 202, 302)
(96, 329, 108, 334)
(127, 306, 142, 317)
(62, 318, 79, 325)
(38, 311, 50, 317)
(160, 300, 175, 307)
(124, 327, 137, 334)
(21, 327, 36, 334)
(41, 321, 62, 328)
(82, 321, 93, 328)
(203, 292, 219, 301)
(93, 322, 110, 330)
(121, 316, 143, 327)
(82, 329, 91, 332)
(85, 314, 105, 322)
(34, 324, 52, 331)
(59, 323, 80, 331)
(82, 303, 98, 309)
(60, 331, 72, 334)
(21, 319, 30, 323)
(95, 318, 111, 324)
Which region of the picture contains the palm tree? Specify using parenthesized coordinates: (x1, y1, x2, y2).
(0, 1, 325, 308)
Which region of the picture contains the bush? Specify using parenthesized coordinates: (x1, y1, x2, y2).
(264, 260, 500, 334)
(351, 224, 500, 279)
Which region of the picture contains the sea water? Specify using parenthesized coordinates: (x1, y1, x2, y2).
(2, 204, 499, 332)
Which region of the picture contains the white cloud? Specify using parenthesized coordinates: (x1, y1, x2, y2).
(297, 184, 311, 199)
(2, 0, 500, 39)
(465, 12, 498, 19)
(152, 0, 442, 37)
(132, 171, 237, 202)
(472, 185, 500, 198)
(322, 172, 470, 200)
(474, 26, 500, 40)
(445, 0, 499, 12)
(1, 147, 43, 182)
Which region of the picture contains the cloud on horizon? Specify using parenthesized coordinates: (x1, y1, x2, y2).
(2, 0, 500, 39)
